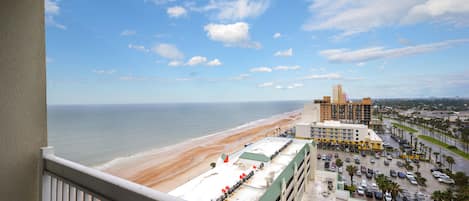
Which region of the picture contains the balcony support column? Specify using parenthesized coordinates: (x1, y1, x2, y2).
(0, 1, 47, 201)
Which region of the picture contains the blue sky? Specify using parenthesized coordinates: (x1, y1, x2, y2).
(45, 0, 469, 104)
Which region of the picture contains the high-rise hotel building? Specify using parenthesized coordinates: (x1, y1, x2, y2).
(315, 85, 372, 126)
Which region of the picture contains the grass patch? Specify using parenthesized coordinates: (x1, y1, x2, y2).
(418, 135, 469, 160)
(392, 122, 418, 133)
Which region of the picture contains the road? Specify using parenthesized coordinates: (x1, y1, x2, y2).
(383, 119, 469, 175)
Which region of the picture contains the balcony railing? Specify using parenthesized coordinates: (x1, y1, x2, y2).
(41, 147, 184, 201)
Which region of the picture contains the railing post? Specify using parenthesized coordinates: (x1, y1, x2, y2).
(41, 147, 54, 201)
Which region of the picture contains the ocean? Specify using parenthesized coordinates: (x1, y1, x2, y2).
(47, 101, 305, 166)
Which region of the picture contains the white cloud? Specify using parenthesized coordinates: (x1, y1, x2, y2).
(356, 62, 366, 67)
(203, 0, 270, 21)
(250, 67, 272, 73)
(274, 48, 293, 57)
(273, 32, 282, 39)
(45, 0, 66, 30)
(152, 43, 184, 59)
(167, 6, 187, 18)
(92, 69, 116, 75)
(204, 22, 261, 49)
(319, 39, 469, 63)
(121, 30, 136, 36)
(275, 85, 284, 89)
(230, 73, 251, 80)
(207, 59, 222, 66)
(287, 83, 304, 89)
(272, 65, 301, 71)
(302, 73, 343, 80)
(303, 0, 469, 37)
(128, 44, 149, 52)
(145, 0, 176, 5)
(258, 82, 274, 87)
(168, 60, 184, 67)
(45, 0, 60, 15)
(186, 56, 208, 66)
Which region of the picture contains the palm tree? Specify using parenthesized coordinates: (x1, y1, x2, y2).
(446, 156, 455, 172)
(346, 165, 358, 186)
(434, 152, 440, 165)
(388, 181, 401, 201)
(429, 147, 433, 162)
(375, 174, 389, 195)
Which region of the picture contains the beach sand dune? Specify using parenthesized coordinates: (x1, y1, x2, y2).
(103, 113, 300, 192)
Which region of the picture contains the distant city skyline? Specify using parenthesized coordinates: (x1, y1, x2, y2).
(45, 0, 469, 105)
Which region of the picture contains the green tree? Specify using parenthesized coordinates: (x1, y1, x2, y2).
(446, 156, 455, 172)
(431, 190, 446, 201)
(336, 158, 343, 168)
(375, 174, 390, 195)
(388, 181, 401, 201)
(453, 172, 468, 189)
(346, 165, 358, 186)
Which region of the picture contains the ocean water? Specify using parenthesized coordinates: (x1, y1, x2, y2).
(47, 101, 305, 166)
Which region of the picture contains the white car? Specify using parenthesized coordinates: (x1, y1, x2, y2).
(338, 167, 343, 174)
(361, 179, 367, 188)
(409, 177, 418, 185)
(432, 171, 443, 178)
(438, 177, 455, 184)
(387, 155, 393, 160)
(371, 183, 377, 189)
(357, 186, 365, 195)
(406, 172, 414, 180)
(385, 192, 392, 201)
(322, 154, 327, 160)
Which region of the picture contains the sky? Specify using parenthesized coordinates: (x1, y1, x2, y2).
(45, 0, 469, 105)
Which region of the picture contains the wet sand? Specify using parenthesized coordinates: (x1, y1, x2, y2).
(102, 112, 300, 192)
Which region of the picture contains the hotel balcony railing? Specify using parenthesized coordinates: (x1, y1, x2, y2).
(41, 147, 184, 201)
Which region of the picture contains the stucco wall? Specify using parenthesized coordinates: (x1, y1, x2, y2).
(0, 1, 47, 201)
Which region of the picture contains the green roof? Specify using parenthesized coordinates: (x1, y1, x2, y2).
(239, 152, 270, 162)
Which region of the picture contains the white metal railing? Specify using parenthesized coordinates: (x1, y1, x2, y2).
(41, 147, 185, 201)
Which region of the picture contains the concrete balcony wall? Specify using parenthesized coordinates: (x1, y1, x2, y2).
(0, 1, 47, 201)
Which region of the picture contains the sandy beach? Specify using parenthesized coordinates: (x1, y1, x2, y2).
(101, 111, 300, 192)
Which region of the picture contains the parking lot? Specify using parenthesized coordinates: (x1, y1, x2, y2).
(316, 148, 450, 201)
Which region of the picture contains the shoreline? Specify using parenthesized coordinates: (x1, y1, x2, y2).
(100, 110, 301, 192)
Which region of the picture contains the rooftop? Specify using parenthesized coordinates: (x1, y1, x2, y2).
(169, 137, 313, 201)
(298, 120, 368, 129)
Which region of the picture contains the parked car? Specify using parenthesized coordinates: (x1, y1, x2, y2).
(361, 179, 367, 188)
(385, 192, 392, 201)
(375, 153, 380, 159)
(431, 167, 443, 172)
(387, 155, 393, 160)
(438, 177, 455, 184)
(384, 160, 390, 166)
(357, 186, 365, 196)
(409, 177, 418, 185)
(398, 172, 406, 178)
(406, 172, 414, 180)
(390, 170, 397, 177)
(361, 152, 366, 157)
(367, 168, 373, 174)
(345, 157, 351, 163)
(361, 166, 367, 173)
(338, 167, 343, 174)
(329, 166, 336, 172)
(432, 171, 444, 178)
(321, 154, 327, 160)
(374, 191, 384, 200)
(334, 153, 339, 158)
(325, 161, 330, 169)
(366, 172, 373, 179)
(355, 158, 360, 165)
(317, 154, 321, 159)
(356, 170, 362, 177)
(370, 159, 375, 164)
(397, 161, 404, 167)
(365, 189, 374, 198)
